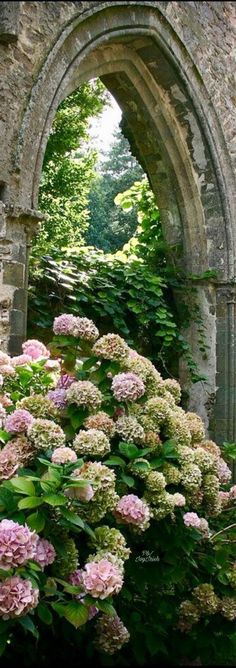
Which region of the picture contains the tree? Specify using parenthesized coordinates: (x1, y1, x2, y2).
(85, 128, 144, 251)
(31, 80, 108, 264)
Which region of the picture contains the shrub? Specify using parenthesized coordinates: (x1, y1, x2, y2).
(0, 320, 234, 665)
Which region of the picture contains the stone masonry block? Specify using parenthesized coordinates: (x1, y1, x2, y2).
(3, 261, 24, 287)
(8, 335, 25, 356)
(10, 309, 25, 335)
(13, 288, 26, 311)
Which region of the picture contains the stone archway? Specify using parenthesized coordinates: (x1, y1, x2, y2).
(0, 1, 235, 446)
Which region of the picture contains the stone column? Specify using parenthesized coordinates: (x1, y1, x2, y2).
(0, 203, 43, 354)
(178, 279, 236, 467)
(213, 284, 236, 466)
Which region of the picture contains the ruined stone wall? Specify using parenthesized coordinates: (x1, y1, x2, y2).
(0, 1, 235, 446)
(0, 2, 235, 197)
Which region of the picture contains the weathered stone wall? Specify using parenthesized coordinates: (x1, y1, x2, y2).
(0, 1, 235, 447)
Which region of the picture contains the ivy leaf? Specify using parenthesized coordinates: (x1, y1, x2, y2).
(51, 601, 88, 628)
(222, 441, 236, 460)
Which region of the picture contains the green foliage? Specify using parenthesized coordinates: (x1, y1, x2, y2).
(31, 81, 108, 263)
(114, 176, 165, 268)
(29, 177, 205, 380)
(3, 360, 55, 403)
(28, 247, 186, 376)
(222, 441, 236, 461)
(86, 128, 144, 251)
(28, 77, 208, 381)
(0, 327, 235, 666)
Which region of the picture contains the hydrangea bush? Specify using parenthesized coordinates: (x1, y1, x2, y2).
(0, 316, 235, 665)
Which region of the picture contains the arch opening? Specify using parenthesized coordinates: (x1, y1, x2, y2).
(4, 1, 235, 442)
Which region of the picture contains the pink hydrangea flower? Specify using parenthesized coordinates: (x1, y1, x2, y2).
(57, 374, 76, 389)
(219, 491, 230, 507)
(183, 512, 201, 528)
(183, 512, 201, 529)
(69, 570, 83, 587)
(114, 407, 125, 419)
(111, 372, 145, 402)
(82, 558, 123, 599)
(95, 613, 130, 653)
(199, 518, 210, 538)
(0, 394, 13, 408)
(44, 359, 61, 372)
(47, 389, 67, 409)
(0, 403, 6, 429)
(229, 485, 236, 500)
(0, 353, 11, 366)
(76, 484, 94, 502)
(0, 443, 19, 480)
(128, 349, 139, 358)
(73, 317, 99, 342)
(0, 576, 39, 619)
(34, 538, 56, 569)
(172, 493, 186, 507)
(53, 314, 77, 336)
(22, 339, 49, 360)
(5, 409, 34, 434)
(65, 482, 94, 502)
(113, 494, 150, 530)
(0, 365, 16, 376)
(0, 519, 38, 569)
(216, 458, 232, 484)
(11, 354, 32, 367)
(51, 446, 77, 464)
(0, 375, 3, 387)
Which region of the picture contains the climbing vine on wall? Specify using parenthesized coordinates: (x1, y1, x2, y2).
(28, 178, 212, 383)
